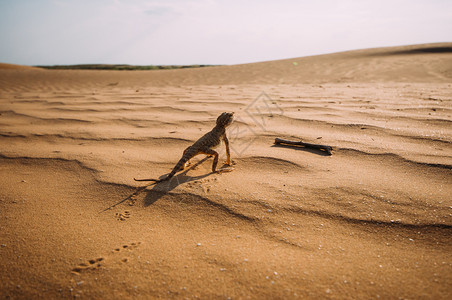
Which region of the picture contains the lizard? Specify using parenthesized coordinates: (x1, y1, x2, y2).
(134, 112, 235, 183)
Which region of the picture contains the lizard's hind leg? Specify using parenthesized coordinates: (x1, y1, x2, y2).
(179, 148, 192, 170)
(178, 160, 191, 171)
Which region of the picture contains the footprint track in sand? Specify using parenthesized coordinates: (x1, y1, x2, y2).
(72, 242, 142, 274)
(112, 242, 141, 253)
(115, 210, 131, 221)
(72, 257, 104, 273)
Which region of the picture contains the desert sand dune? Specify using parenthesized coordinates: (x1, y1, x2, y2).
(1, 43, 451, 299)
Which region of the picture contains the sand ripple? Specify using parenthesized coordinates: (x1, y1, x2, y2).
(1, 44, 451, 298)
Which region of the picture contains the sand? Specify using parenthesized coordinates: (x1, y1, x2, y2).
(1, 43, 451, 299)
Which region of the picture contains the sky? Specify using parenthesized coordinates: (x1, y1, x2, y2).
(0, 0, 451, 66)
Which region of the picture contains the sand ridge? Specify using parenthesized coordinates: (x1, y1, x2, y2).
(1, 43, 451, 299)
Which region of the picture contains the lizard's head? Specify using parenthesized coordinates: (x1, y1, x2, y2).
(216, 112, 234, 127)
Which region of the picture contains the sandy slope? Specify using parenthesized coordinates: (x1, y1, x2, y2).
(0, 43, 451, 299)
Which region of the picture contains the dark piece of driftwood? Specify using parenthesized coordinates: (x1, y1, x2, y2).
(274, 138, 333, 155)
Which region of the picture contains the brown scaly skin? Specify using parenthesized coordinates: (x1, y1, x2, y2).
(134, 112, 234, 182)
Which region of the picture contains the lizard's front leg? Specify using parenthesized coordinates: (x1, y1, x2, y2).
(223, 135, 231, 165)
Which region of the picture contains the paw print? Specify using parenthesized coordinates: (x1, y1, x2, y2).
(115, 211, 130, 221)
(72, 257, 104, 274)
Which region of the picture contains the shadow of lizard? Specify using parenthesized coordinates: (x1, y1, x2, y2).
(99, 157, 230, 212)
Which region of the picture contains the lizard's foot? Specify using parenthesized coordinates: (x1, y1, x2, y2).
(179, 161, 192, 171)
(223, 160, 235, 166)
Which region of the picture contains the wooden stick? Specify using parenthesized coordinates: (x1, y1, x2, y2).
(274, 138, 333, 155)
